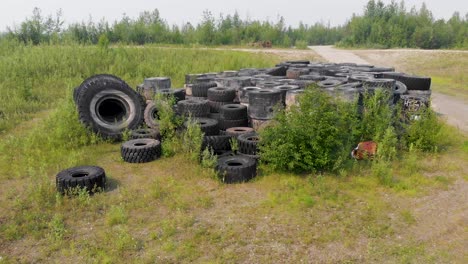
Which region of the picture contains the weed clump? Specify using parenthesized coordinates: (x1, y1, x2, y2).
(259, 86, 454, 174)
(259, 87, 357, 173)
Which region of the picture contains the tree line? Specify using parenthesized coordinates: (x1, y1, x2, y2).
(3, 0, 467, 49)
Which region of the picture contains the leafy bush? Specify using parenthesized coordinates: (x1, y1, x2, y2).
(154, 94, 182, 157)
(181, 116, 203, 161)
(405, 107, 449, 152)
(200, 147, 217, 169)
(358, 89, 395, 142)
(295, 40, 308, 49)
(259, 87, 358, 173)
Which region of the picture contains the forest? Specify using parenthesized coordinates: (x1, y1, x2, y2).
(2, 0, 467, 49)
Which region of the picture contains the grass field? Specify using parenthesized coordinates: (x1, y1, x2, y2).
(0, 43, 467, 263)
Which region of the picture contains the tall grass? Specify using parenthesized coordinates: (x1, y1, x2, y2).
(0, 39, 276, 132)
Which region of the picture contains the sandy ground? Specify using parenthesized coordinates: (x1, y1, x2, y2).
(309, 45, 468, 132)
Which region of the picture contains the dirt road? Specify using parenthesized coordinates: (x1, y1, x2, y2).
(309, 45, 468, 132)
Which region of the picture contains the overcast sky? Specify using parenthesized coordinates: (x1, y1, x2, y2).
(1, 0, 467, 31)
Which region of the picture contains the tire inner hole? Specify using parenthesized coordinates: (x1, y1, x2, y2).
(98, 98, 127, 123)
(247, 136, 259, 141)
(227, 162, 243, 167)
(134, 143, 147, 146)
(72, 172, 89, 178)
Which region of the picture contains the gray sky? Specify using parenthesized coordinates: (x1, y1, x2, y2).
(1, 0, 467, 31)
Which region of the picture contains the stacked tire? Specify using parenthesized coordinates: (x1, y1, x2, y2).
(219, 104, 249, 131)
(248, 89, 283, 131)
(207, 87, 236, 113)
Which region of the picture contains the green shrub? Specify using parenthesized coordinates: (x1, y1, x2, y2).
(405, 107, 449, 152)
(182, 116, 203, 161)
(154, 94, 182, 157)
(259, 87, 358, 173)
(358, 89, 395, 142)
(200, 147, 217, 169)
(295, 40, 308, 49)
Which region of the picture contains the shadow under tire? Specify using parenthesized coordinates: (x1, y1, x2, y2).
(77, 74, 145, 140)
(56, 166, 106, 195)
(216, 155, 257, 183)
(121, 138, 162, 163)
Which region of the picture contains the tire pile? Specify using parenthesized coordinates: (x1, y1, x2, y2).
(63, 59, 432, 192)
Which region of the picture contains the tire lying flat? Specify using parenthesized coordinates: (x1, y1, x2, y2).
(121, 138, 162, 163)
(216, 155, 257, 183)
(56, 166, 106, 195)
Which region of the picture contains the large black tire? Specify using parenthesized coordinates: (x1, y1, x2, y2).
(56, 166, 106, 195)
(248, 89, 283, 119)
(186, 118, 219, 136)
(216, 155, 257, 184)
(381, 73, 431, 91)
(362, 78, 396, 91)
(202, 135, 232, 151)
(298, 74, 326, 81)
(121, 138, 162, 163)
(400, 75, 431, 91)
(75, 74, 127, 105)
(266, 66, 288, 76)
(239, 87, 262, 104)
(208, 100, 230, 113)
(144, 77, 171, 90)
(144, 102, 159, 129)
(157, 88, 186, 102)
(273, 85, 300, 105)
(219, 119, 249, 130)
(192, 82, 217, 97)
(393, 81, 408, 104)
(225, 127, 255, 137)
(177, 99, 210, 117)
(73, 86, 82, 105)
(77, 74, 146, 140)
(207, 87, 236, 102)
(258, 81, 282, 89)
(131, 128, 161, 140)
(317, 79, 343, 88)
(237, 132, 260, 155)
(220, 104, 248, 120)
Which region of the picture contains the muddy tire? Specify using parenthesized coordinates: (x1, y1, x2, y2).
(186, 117, 219, 136)
(220, 104, 248, 120)
(56, 166, 106, 195)
(144, 77, 171, 90)
(77, 74, 145, 140)
(121, 138, 161, 163)
(225, 127, 255, 137)
(144, 102, 159, 129)
(131, 128, 160, 140)
(219, 119, 249, 130)
(192, 82, 217, 97)
(238, 132, 260, 155)
(207, 87, 236, 102)
(202, 135, 232, 151)
(208, 100, 230, 113)
(158, 88, 186, 102)
(216, 155, 257, 183)
(248, 89, 283, 119)
(177, 99, 210, 117)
